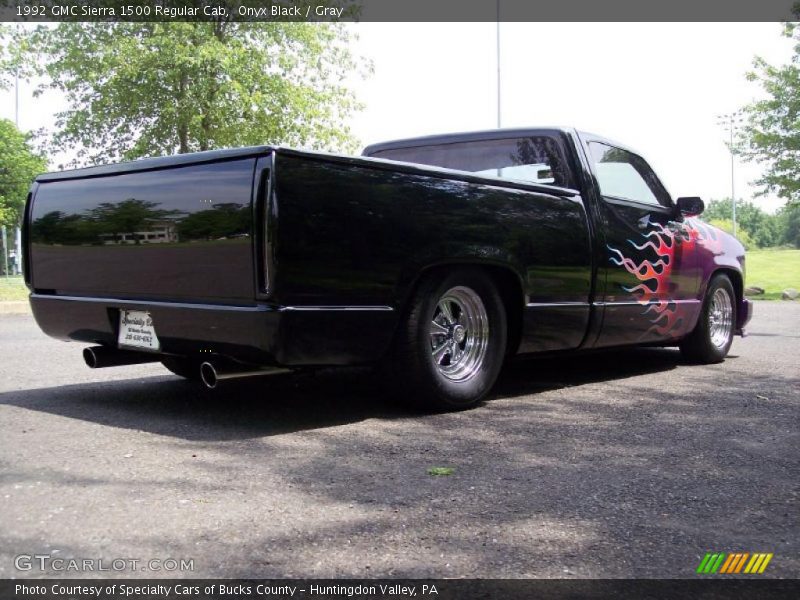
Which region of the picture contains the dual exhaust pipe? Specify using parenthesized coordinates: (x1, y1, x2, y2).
(198, 361, 291, 389)
(83, 346, 290, 389)
(83, 346, 161, 369)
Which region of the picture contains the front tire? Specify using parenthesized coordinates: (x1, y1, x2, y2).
(388, 268, 507, 411)
(680, 274, 736, 363)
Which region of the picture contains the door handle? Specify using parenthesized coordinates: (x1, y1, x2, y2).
(638, 214, 651, 230)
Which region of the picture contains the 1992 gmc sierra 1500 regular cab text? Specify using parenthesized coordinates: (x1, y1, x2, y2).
(23, 128, 752, 410)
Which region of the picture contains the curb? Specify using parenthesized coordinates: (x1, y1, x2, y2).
(0, 301, 31, 314)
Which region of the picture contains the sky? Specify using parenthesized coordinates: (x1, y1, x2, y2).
(1, 22, 795, 213)
(347, 22, 795, 213)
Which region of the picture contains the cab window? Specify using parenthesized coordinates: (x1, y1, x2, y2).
(369, 135, 577, 189)
(588, 142, 671, 208)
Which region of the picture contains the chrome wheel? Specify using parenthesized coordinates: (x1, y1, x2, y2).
(708, 287, 733, 349)
(429, 286, 490, 382)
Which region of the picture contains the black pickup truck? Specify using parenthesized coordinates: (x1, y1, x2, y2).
(23, 127, 751, 410)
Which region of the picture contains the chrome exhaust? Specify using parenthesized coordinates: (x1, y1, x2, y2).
(199, 361, 291, 390)
(83, 346, 161, 369)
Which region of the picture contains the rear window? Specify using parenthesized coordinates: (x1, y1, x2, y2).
(368, 135, 577, 189)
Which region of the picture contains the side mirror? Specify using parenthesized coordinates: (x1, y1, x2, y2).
(676, 196, 704, 217)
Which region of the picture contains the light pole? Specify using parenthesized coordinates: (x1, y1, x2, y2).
(14, 32, 22, 277)
(14, 22, 20, 127)
(717, 111, 744, 238)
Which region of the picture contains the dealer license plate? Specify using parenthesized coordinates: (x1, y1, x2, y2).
(118, 310, 161, 352)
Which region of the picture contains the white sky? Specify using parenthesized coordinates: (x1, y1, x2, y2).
(348, 22, 795, 213)
(1, 22, 794, 213)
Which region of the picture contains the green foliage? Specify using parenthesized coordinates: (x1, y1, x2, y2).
(737, 22, 800, 205)
(0, 24, 10, 91)
(702, 197, 796, 248)
(779, 202, 800, 247)
(16, 18, 369, 166)
(707, 218, 755, 249)
(0, 119, 47, 227)
(89, 199, 174, 242)
(752, 217, 784, 248)
(703, 198, 765, 230)
(0, 23, 26, 92)
(177, 203, 249, 240)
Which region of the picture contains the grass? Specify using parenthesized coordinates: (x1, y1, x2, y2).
(0, 276, 27, 302)
(746, 248, 800, 300)
(427, 467, 455, 476)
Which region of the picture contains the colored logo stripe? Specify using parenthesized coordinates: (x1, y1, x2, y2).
(719, 553, 749, 573)
(697, 553, 726, 574)
(744, 553, 773, 574)
(697, 552, 773, 574)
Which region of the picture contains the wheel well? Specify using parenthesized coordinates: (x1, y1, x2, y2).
(714, 267, 744, 326)
(484, 265, 524, 357)
(404, 263, 525, 357)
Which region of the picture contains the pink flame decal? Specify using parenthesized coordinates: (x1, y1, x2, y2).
(607, 218, 722, 339)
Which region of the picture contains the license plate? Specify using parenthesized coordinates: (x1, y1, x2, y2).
(118, 310, 161, 352)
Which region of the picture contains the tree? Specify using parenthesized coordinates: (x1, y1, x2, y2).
(177, 203, 249, 240)
(737, 22, 800, 205)
(776, 203, 800, 247)
(703, 198, 766, 231)
(0, 24, 12, 91)
(15, 17, 368, 166)
(0, 119, 47, 227)
(702, 197, 790, 248)
(89, 199, 174, 243)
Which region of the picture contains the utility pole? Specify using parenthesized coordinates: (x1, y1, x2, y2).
(717, 111, 744, 238)
(15, 65, 19, 127)
(496, 0, 501, 129)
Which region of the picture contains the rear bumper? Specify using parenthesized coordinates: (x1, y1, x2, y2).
(736, 297, 753, 336)
(29, 294, 396, 367)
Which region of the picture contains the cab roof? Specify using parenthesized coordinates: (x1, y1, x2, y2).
(362, 127, 575, 157)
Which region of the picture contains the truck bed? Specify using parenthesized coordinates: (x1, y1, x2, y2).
(24, 143, 593, 367)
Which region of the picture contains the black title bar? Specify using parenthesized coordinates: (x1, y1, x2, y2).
(3, 579, 800, 600)
(1, 0, 798, 23)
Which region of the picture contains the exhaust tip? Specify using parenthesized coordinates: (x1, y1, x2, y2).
(200, 362, 218, 390)
(83, 347, 99, 368)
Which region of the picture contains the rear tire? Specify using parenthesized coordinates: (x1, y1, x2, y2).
(161, 357, 201, 381)
(387, 268, 507, 411)
(680, 274, 736, 363)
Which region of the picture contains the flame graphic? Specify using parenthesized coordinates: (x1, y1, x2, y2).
(607, 218, 722, 339)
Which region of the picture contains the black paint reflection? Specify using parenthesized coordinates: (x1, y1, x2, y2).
(29, 159, 256, 302)
(32, 198, 251, 246)
(274, 154, 592, 306)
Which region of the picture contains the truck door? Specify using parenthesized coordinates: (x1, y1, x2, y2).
(584, 139, 701, 347)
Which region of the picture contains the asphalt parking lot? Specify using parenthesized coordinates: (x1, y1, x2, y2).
(0, 302, 797, 579)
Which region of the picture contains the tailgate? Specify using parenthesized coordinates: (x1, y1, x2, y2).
(28, 158, 258, 304)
